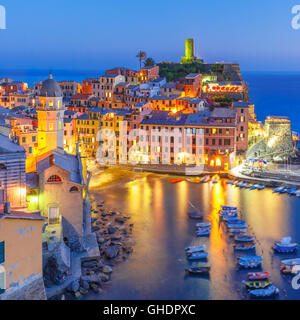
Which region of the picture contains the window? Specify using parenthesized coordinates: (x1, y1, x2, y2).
(47, 175, 62, 183)
(0, 241, 4, 264)
(49, 207, 60, 225)
(22, 137, 26, 143)
(29, 147, 32, 154)
(70, 186, 79, 193)
(32, 136, 36, 142)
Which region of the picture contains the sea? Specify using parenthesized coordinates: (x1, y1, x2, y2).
(0, 69, 299, 132)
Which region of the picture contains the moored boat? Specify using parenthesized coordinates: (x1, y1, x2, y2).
(226, 180, 234, 184)
(234, 243, 256, 251)
(185, 266, 210, 275)
(187, 251, 208, 260)
(196, 228, 211, 236)
(185, 245, 206, 254)
(256, 184, 265, 190)
(188, 212, 203, 219)
(249, 285, 279, 298)
(273, 237, 298, 253)
(238, 260, 261, 269)
(227, 222, 247, 229)
(242, 280, 271, 289)
(196, 222, 211, 228)
(168, 178, 185, 184)
(235, 235, 255, 243)
(273, 186, 285, 193)
(228, 228, 248, 234)
(200, 175, 210, 183)
(211, 175, 220, 183)
(248, 272, 270, 280)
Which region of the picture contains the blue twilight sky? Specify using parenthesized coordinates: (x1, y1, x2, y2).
(0, 0, 300, 72)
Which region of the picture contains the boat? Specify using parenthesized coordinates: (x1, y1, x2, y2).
(280, 258, 300, 266)
(196, 222, 211, 228)
(234, 243, 256, 251)
(196, 229, 211, 237)
(224, 219, 245, 224)
(281, 264, 300, 274)
(287, 187, 297, 195)
(273, 237, 298, 253)
(227, 222, 247, 229)
(185, 266, 210, 275)
(168, 178, 185, 184)
(211, 175, 220, 183)
(248, 272, 270, 280)
(243, 280, 271, 289)
(200, 175, 210, 183)
(186, 177, 201, 183)
(238, 260, 261, 269)
(220, 212, 238, 218)
(226, 180, 234, 184)
(249, 285, 279, 298)
(279, 187, 289, 194)
(188, 212, 203, 220)
(229, 231, 248, 237)
(235, 235, 255, 243)
(239, 256, 262, 263)
(256, 184, 265, 190)
(221, 205, 238, 211)
(228, 228, 248, 234)
(222, 216, 240, 222)
(187, 252, 208, 260)
(292, 189, 300, 197)
(273, 186, 285, 193)
(250, 184, 259, 190)
(185, 245, 206, 254)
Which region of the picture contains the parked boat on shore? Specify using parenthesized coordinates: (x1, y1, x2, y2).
(196, 229, 211, 237)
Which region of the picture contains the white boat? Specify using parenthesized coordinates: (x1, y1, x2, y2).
(200, 175, 210, 183)
(185, 245, 206, 254)
(281, 258, 300, 266)
(196, 222, 211, 228)
(291, 189, 300, 197)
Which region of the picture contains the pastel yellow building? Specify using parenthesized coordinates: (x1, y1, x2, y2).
(0, 211, 46, 300)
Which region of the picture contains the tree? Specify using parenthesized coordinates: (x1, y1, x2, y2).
(136, 51, 146, 69)
(144, 57, 155, 67)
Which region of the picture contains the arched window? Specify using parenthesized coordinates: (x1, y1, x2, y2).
(69, 186, 79, 193)
(47, 175, 62, 183)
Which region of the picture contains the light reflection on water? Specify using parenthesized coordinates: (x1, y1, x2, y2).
(88, 170, 300, 300)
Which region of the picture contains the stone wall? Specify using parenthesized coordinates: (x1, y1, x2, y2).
(0, 275, 46, 300)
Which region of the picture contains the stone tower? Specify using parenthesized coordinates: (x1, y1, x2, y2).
(37, 73, 64, 155)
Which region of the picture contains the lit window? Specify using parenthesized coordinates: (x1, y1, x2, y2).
(47, 175, 62, 183)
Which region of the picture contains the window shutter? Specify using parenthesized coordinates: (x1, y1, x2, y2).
(0, 241, 5, 264)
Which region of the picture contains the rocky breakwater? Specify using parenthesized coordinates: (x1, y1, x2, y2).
(65, 197, 134, 299)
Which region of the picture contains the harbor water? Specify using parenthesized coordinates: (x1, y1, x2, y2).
(87, 168, 300, 300)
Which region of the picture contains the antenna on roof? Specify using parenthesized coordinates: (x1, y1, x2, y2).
(49, 68, 53, 79)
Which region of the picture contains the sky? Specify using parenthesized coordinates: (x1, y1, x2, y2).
(0, 0, 300, 72)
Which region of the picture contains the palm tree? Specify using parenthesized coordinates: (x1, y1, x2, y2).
(144, 57, 155, 67)
(136, 51, 146, 69)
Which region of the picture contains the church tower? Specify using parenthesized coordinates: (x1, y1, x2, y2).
(37, 73, 64, 155)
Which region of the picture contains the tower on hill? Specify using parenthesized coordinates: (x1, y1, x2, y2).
(181, 38, 203, 64)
